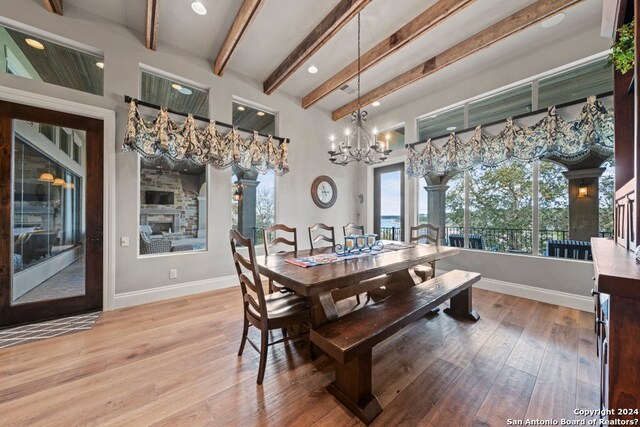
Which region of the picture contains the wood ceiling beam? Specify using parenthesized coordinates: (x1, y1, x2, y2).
(213, 0, 265, 76)
(43, 0, 63, 15)
(302, 0, 476, 109)
(145, 0, 160, 51)
(331, 0, 584, 121)
(262, 0, 371, 95)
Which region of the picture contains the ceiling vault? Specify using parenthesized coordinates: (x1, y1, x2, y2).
(145, 0, 160, 50)
(331, 0, 585, 121)
(262, 0, 371, 95)
(43, 0, 63, 15)
(213, 0, 265, 76)
(302, 0, 477, 109)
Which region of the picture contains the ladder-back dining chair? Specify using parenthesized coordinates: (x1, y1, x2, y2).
(230, 230, 311, 385)
(308, 223, 335, 249)
(263, 224, 297, 293)
(409, 223, 440, 281)
(343, 223, 365, 237)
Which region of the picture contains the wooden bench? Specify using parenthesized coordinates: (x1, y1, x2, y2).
(310, 269, 481, 424)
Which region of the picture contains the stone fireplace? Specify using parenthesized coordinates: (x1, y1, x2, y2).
(140, 208, 180, 235)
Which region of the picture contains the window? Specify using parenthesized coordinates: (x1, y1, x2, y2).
(600, 158, 614, 236)
(538, 160, 569, 254)
(444, 172, 465, 240)
(39, 124, 55, 143)
(139, 69, 209, 117)
(231, 101, 276, 244)
(468, 85, 532, 128)
(59, 128, 71, 156)
(538, 58, 613, 109)
(417, 178, 428, 224)
(468, 161, 533, 253)
(138, 158, 207, 255)
(376, 124, 405, 151)
(417, 106, 464, 141)
(0, 25, 104, 95)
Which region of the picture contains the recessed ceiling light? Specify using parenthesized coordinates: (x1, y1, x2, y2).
(178, 87, 193, 95)
(25, 38, 44, 50)
(171, 83, 183, 91)
(446, 126, 457, 131)
(191, 1, 207, 15)
(372, 101, 381, 107)
(237, 106, 246, 111)
(308, 65, 318, 74)
(541, 13, 565, 28)
(95, 61, 104, 69)
(257, 111, 265, 116)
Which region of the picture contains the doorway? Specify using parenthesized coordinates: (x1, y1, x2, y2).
(374, 162, 405, 241)
(0, 101, 103, 327)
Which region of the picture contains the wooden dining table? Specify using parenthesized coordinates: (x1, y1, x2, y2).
(255, 241, 460, 326)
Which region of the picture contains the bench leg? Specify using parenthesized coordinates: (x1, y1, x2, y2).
(444, 287, 480, 321)
(327, 349, 382, 424)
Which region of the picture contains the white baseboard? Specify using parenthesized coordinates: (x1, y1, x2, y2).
(112, 275, 238, 310)
(473, 277, 593, 312)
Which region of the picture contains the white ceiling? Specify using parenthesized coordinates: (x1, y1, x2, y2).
(58, 0, 608, 117)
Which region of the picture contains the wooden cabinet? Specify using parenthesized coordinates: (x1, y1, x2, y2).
(592, 239, 640, 421)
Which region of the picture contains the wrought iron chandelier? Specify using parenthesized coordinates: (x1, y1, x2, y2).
(328, 13, 391, 166)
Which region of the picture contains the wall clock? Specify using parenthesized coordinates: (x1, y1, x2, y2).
(311, 176, 337, 209)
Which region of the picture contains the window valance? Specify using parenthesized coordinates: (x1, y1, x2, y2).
(122, 101, 290, 175)
(406, 96, 614, 177)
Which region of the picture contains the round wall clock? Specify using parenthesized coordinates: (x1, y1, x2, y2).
(311, 176, 337, 209)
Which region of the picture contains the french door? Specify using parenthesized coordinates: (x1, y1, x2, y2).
(374, 162, 405, 241)
(0, 101, 103, 327)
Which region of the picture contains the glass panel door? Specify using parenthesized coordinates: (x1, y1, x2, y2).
(0, 102, 103, 327)
(374, 163, 405, 241)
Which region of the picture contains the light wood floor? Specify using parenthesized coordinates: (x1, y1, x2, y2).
(0, 286, 599, 426)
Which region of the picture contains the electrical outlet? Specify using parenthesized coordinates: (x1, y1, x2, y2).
(120, 236, 130, 247)
(169, 269, 177, 279)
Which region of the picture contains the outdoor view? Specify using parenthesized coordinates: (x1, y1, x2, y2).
(444, 159, 614, 255)
(378, 168, 403, 240)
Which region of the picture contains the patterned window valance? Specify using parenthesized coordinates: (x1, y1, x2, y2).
(122, 101, 290, 175)
(406, 96, 614, 177)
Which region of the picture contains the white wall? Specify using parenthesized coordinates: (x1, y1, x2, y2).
(0, 1, 357, 305)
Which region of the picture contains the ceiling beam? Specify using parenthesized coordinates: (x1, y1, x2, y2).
(213, 0, 265, 76)
(43, 0, 63, 15)
(331, 0, 584, 121)
(262, 0, 371, 95)
(145, 0, 160, 51)
(302, 0, 476, 109)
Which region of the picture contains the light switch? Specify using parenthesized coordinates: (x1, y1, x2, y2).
(120, 236, 130, 247)
(169, 269, 178, 279)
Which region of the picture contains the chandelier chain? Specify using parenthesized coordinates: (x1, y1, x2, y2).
(357, 12, 361, 113)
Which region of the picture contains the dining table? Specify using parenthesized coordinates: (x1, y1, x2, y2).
(255, 241, 460, 326)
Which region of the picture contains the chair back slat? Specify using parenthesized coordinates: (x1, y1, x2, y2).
(546, 239, 592, 261)
(308, 223, 335, 249)
(343, 223, 364, 237)
(230, 230, 267, 320)
(410, 223, 439, 245)
(263, 224, 297, 255)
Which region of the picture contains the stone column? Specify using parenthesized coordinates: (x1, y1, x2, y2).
(425, 184, 449, 245)
(562, 168, 605, 241)
(237, 179, 259, 240)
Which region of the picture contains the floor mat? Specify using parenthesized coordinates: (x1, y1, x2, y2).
(0, 312, 100, 349)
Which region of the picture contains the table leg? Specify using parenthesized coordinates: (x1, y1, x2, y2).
(326, 349, 382, 424)
(443, 287, 480, 321)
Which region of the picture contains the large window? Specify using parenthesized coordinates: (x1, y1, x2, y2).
(538, 161, 569, 254)
(231, 101, 276, 244)
(139, 69, 209, 117)
(417, 106, 465, 141)
(469, 161, 533, 253)
(138, 159, 207, 255)
(600, 159, 614, 236)
(0, 25, 103, 95)
(444, 173, 465, 237)
(376, 124, 405, 151)
(417, 178, 428, 224)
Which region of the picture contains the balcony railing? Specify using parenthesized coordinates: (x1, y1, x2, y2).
(444, 226, 612, 255)
(379, 227, 403, 241)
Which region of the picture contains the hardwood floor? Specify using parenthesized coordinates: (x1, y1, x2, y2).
(0, 286, 599, 426)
